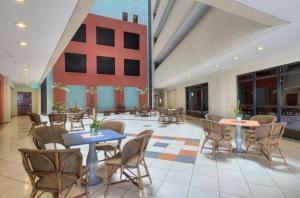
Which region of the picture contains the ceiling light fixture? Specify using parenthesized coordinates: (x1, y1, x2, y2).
(187, 75, 191, 79)
(16, 0, 25, 2)
(24, 68, 29, 73)
(19, 41, 28, 47)
(215, 64, 219, 68)
(233, 56, 239, 60)
(15, 22, 27, 29)
(257, 46, 264, 51)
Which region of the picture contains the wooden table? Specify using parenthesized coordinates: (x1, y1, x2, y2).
(62, 130, 126, 186)
(219, 119, 260, 153)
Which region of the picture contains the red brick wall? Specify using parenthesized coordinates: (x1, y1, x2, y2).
(52, 14, 148, 108)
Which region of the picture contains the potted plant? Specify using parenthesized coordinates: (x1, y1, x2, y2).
(90, 116, 100, 135)
(232, 100, 243, 121)
(52, 101, 66, 113)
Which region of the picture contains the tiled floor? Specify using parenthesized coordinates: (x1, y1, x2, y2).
(0, 114, 300, 197)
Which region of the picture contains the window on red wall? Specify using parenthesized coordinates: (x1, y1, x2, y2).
(124, 59, 140, 76)
(97, 56, 115, 75)
(124, 32, 140, 50)
(96, 27, 115, 46)
(133, 14, 139, 23)
(71, 24, 86, 42)
(122, 12, 128, 21)
(65, 53, 87, 73)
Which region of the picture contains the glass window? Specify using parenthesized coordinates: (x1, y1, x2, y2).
(124, 59, 140, 76)
(96, 27, 115, 46)
(238, 74, 253, 119)
(255, 69, 277, 116)
(281, 63, 300, 140)
(65, 53, 86, 73)
(71, 24, 86, 42)
(124, 32, 140, 50)
(97, 56, 115, 75)
(185, 83, 208, 117)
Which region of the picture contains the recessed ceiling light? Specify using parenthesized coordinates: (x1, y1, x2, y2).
(187, 75, 191, 79)
(233, 56, 239, 60)
(257, 46, 264, 51)
(16, 0, 25, 2)
(24, 68, 29, 72)
(215, 64, 219, 68)
(19, 41, 28, 47)
(15, 22, 27, 29)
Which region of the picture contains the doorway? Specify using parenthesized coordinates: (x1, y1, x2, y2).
(17, 92, 32, 115)
(186, 83, 208, 117)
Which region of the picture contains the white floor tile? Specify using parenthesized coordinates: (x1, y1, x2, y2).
(157, 182, 189, 198)
(188, 187, 220, 198)
(165, 170, 192, 185)
(249, 184, 286, 198)
(219, 179, 252, 197)
(190, 174, 219, 191)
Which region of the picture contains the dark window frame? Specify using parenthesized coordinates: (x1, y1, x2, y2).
(97, 56, 115, 75)
(71, 24, 86, 43)
(124, 32, 140, 50)
(124, 59, 140, 76)
(65, 53, 87, 73)
(96, 26, 115, 47)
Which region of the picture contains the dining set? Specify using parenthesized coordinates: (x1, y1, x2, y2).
(21, 114, 153, 198)
(158, 107, 184, 124)
(200, 113, 287, 168)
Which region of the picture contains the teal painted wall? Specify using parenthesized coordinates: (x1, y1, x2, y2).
(124, 86, 139, 109)
(66, 85, 87, 108)
(46, 71, 53, 114)
(97, 86, 115, 111)
(90, 0, 148, 25)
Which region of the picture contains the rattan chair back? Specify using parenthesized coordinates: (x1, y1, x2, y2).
(205, 113, 224, 122)
(250, 115, 276, 124)
(32, 126, 69, 149)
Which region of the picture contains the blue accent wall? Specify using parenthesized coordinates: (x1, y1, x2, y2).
(97, 86, 115, 111)
(66, 85, 87, 108)
(46, 70, 53, 114)
(124, 86, 139, 109)
(90, 0, 148, 25)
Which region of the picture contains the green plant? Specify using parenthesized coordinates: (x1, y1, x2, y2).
(52, 101, 66, 113)
(90, 116, 100, 129)
(232, 100, 243, 117)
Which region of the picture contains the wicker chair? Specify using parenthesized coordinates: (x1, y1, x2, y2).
(95, 120, 125, 161)
(48, 113, 67, 128)
(158, 108, 168, 123)
(18, 148, 89, 198)
(105, 130, 153, 198)
(244, 115, 276, 141)
(245, 122, 287, 168)
(205, 113, 224, 122)
(31, 126, 69, 150)
(70, 112, 85, 131)
(175, 107, 184, 123)
(200, 119, 233, 159)
(28, 113, 47, 136)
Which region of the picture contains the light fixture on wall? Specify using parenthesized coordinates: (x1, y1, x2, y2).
(191, 92, 194, 97)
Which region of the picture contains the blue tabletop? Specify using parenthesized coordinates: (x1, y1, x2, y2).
(62, 129, 127, 147)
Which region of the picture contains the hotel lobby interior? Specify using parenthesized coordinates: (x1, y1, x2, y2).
(1, 0, 300, 197)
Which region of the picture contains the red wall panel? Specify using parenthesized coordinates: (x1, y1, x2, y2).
(52, 14, 148, 108)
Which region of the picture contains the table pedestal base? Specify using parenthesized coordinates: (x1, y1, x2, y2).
(86, 143, 103, 186)
(234, 125, 244, 153)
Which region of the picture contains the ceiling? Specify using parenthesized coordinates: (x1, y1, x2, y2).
(0, 0, 93, 85)
(153, 0, 300, 88)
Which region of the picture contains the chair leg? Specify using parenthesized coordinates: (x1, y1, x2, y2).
(200, 138, 207, 153)
(212, 141, 218, 160)
(105, 166, 114, 195)
(276, 144, 287, 166)
(28, 125, 34, 136)
(136, 166, 145, 198)
(142, 158, 152, 184)
(29, 189, 38, 198)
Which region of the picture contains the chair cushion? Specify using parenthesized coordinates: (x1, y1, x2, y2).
(96, 142, 118, 151)
(36, 175, 75, 190)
